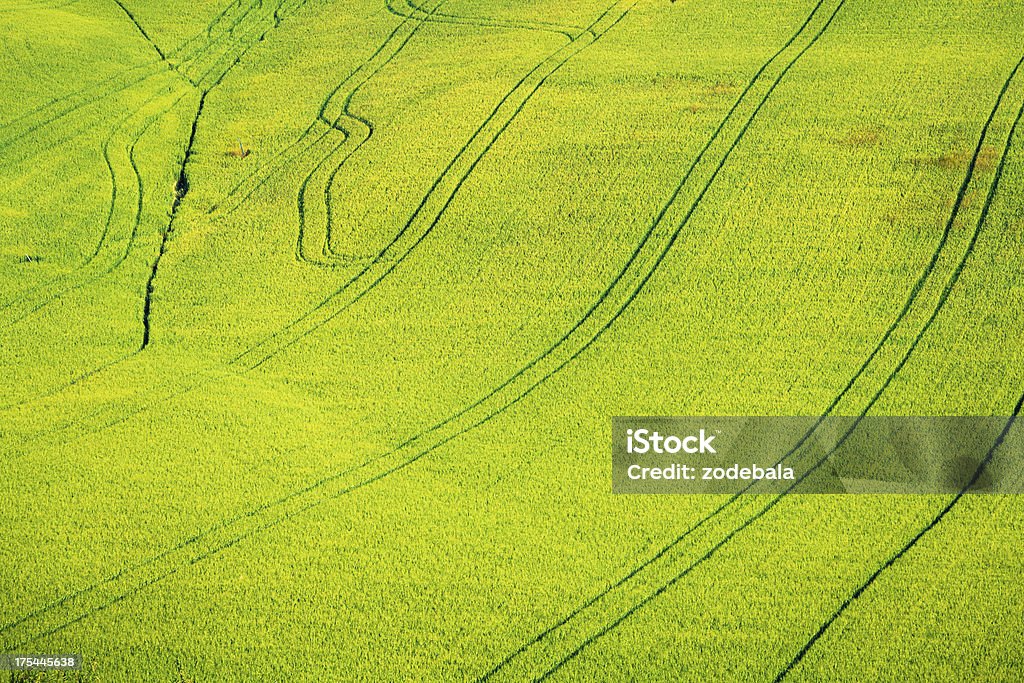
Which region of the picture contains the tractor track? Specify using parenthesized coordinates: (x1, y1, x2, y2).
(0, 0, 641, 649)
(109, 0, 170, 63)
(138, 0, 317, 349)
(774, 396, 1024, 682)
(0, 0, 297, 308)
(0, 0, 300, 159)
(7, 0, 1011, 661)
(395, 0, 579, 40)
(242, 1, 628, 363)
(0, 0, 846, 650)
(407, 0, 587, 36)
(214, 0, 583, 245)
(771, 95, 1024, 683)
(478, 47, 1024, 683)
(2, 0, 1021, 673)
(0, 0, 242, 155)
(291, 0, 449, 267)
(294, 0, 583, 269)
(313, 0, 581, 264)
(0, 0, 450, 410)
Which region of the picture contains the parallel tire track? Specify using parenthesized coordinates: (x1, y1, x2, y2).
(214, 0, 582, 235)
(291, 0, 450, 267)
(477, 48, 1024, 683)
(0, 81, 191, 330)
(0, 0, 253, 155)
(238, 1, 630, 365)
(776, 395, 1024, 682)
(315, 0, 582, 263)
(4, 0, 597, 417)
(0, 0, 836, 650)
(0, 0, 447, 412)
(0, 0, 641, 650)
(0, 0, 302, 160)
(2, 0, 1020, 675)
(772, 95, 1024, 682)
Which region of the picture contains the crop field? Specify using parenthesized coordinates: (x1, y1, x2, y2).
(1, 0, 1024, 680)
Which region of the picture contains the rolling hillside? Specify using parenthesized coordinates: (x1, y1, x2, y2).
(1, 0, 1023, 680)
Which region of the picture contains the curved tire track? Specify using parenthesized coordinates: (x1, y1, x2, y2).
(772, 95, 1024, 682)
(478, 48, 1024, 683)
(0, 0, 833, 650)
(0, 82, 192, 330)
(238, 1, 628, 365)
(775, 396, 1024, 682)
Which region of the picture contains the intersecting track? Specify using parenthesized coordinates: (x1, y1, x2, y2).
(0, 0, 285, 158)
(4, 0, 1017, 663)
(1, 0, 634, 648)
(305, 0, 582, 268)
(0, 0, 586, 410)
(0, 3, 615, 412)
(0, 0, 831, 650)
(0, 0, 310, 330)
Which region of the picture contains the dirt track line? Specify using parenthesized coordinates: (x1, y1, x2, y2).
(299, 0, 576, 266)
(1, 0, 569, 425)
(776, 400, 1024, 682)
(772, 94, 1024, 683)
(0, 0, 284, 157)
(109, 0, 178, 73)
(488, 47, 1024, 683)
(184, 0, 295, 90)
(0, 77, 160, 318)
(0, 0, 228, 153)
(215, 0, 580, 232)
(90, 0, 313, 353)
(0, 0, 637, 650)
(1, 0, 610, 414)
(141, 93, 205, 349)
(0, 2, 432, 414)
(209, 12, 419, 216)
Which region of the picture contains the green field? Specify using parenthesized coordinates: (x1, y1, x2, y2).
(2, 0, 1024, 680)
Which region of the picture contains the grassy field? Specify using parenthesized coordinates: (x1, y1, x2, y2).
(1, 0, 1023, 680)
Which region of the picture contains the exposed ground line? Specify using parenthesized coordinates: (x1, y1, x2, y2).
(772, 94, 1024, 682)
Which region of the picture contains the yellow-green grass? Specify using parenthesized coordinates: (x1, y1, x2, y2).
(1, 0, 1023, 680)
